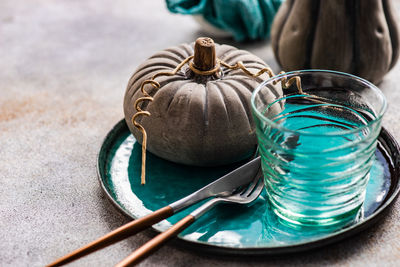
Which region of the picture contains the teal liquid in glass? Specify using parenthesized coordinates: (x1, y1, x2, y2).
(257, 94, 380, 228)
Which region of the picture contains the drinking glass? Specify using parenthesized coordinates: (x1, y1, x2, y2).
(251, 70, 387, 228)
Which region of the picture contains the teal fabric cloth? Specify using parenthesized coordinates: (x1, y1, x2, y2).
(166, 0, 284, 41)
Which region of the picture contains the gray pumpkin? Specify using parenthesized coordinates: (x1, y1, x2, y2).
(271, 0, 400, 84)
(124, 38, 282, 166)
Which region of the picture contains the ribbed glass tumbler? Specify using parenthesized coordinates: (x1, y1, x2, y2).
(251, 70, 387, 228)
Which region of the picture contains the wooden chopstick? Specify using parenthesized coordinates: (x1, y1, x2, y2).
(47, 206, 173, 267)
(115, 215, 195, 266)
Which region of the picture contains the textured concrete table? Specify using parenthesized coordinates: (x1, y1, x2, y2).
(1, 1, 400, 266)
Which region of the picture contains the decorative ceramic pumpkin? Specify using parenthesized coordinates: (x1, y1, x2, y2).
(124, 38, 282, 166)
(271, 0, 400, 84)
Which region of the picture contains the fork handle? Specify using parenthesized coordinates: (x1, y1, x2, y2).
(47, 206, 174, 267)
(115, 215, 195, 267)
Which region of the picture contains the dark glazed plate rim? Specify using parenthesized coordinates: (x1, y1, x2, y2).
(97, 119, 400, 256)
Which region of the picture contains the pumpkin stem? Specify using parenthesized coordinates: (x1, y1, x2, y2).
(193, 37, 217, 72)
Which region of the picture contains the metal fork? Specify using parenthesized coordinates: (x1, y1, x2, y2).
(115, 172, 265, 267)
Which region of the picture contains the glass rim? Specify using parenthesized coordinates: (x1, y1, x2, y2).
(251, 69, 388, 137)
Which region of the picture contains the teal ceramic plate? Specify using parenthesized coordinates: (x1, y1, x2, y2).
(97, 120, 400, 255)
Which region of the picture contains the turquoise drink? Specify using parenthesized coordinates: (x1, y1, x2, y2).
(251, 71, 387, 228)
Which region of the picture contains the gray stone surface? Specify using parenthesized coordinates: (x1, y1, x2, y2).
(1, 0, 400, 266)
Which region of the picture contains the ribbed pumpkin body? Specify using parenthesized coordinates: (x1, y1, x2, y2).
(271, 0, 400, 84)
(124, 42, 282, 166)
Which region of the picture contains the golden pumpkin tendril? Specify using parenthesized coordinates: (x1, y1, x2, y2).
(132, 56, 193, 185)
(189, 60, 221, 75)
(273, 71, 303, 94)
(132, 55, 303, 185)
(219, 61, 303, 93)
